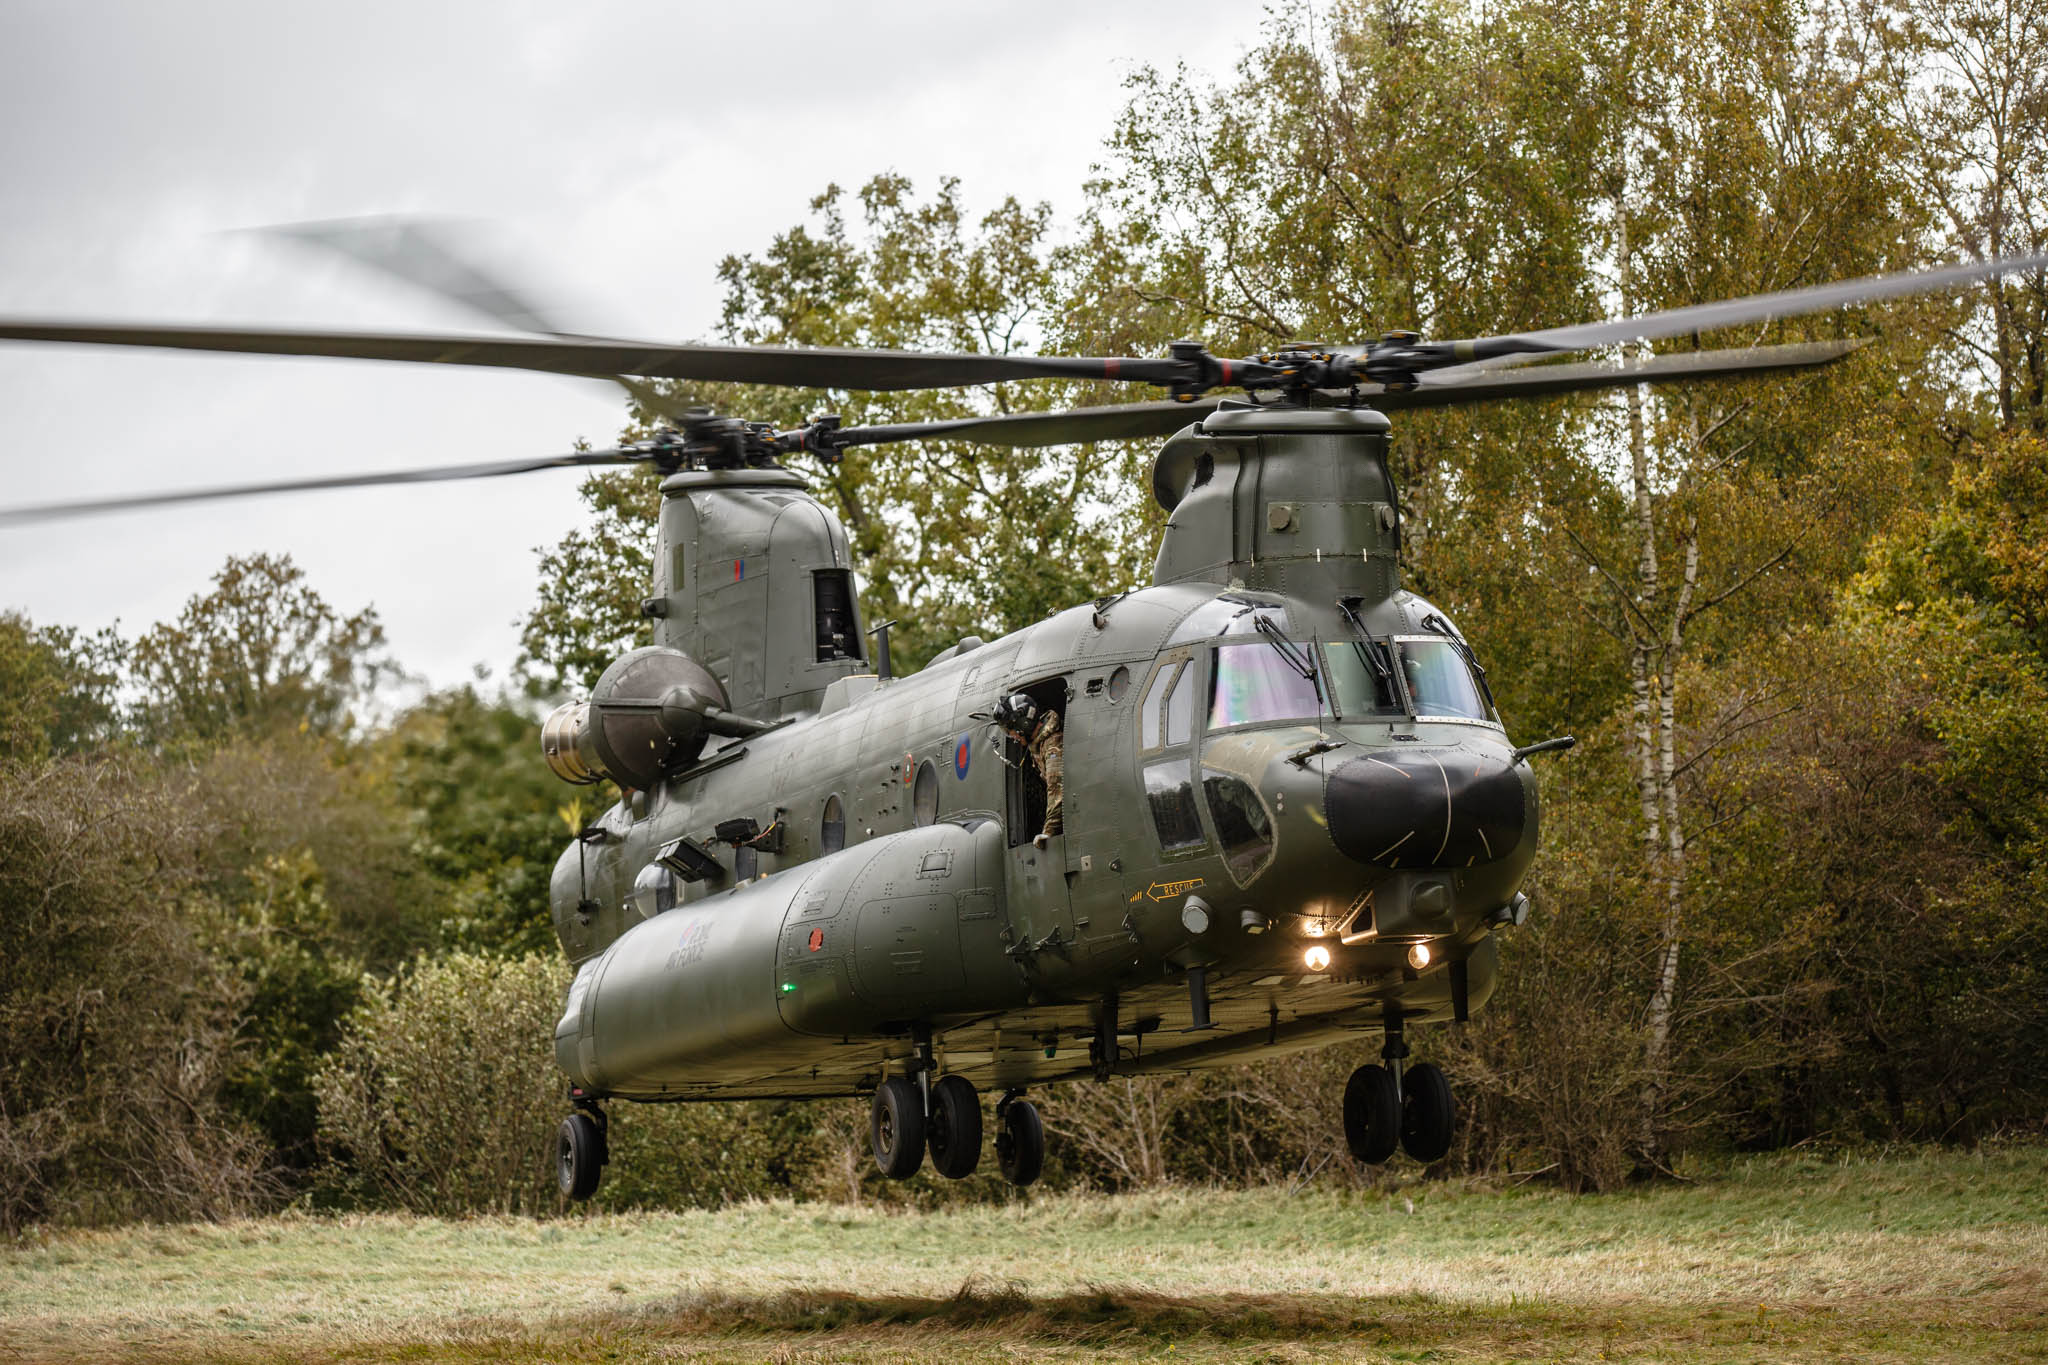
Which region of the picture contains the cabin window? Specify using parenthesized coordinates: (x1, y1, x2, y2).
(1106, 664, 1131, 702)
(820, 794, 846, 853)
(1204, 770, 1275, 885)
(1144, 761, 1205, 852)
(1210, 642, 1322, 729)
(912, 759, 939, 826)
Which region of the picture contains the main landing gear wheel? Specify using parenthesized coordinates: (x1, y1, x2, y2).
(995, 1096, 1045, 1188)
(927, 1075, 983, 1180)
(871, 1076, 927, 1179)
(1400, 1060, 1455, 1162)
(556, 1111, 606, 1200)
(1343, 1063, 1400, 1165)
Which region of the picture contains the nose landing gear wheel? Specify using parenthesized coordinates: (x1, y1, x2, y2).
(995, 1096, 1044, 1187)
(1399, 1060, 1455, 1162)
(927, 1075, 983, 1179)
(1343, 1063, 1400, 1164)
(871, 1076, 927, 1179)
(556, 1111, 606, 1200)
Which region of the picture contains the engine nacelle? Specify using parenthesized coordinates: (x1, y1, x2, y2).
(541, 645, 772, 789)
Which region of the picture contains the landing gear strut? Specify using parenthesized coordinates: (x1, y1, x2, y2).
(1342, 1017, 1456, 1165)
(556, 1091, 608, 1200)
(867, 1030, 1046, 1186)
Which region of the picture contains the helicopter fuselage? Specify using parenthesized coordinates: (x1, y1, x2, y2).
(550, 405, 1538, 1100)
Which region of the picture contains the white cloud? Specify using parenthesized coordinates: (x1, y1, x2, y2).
(0, 0, 1251, 686)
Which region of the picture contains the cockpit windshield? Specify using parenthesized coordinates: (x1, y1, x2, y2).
(1396, 637, 1493, 721)
(1209, 642, 1323, 728)
(1323, 642, 1407, 718)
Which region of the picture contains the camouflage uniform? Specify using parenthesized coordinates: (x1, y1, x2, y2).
(1029, 710, 1064, 840)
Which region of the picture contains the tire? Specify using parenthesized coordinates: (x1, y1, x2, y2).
(870, 1076, 927, 1179)
(556, 1112, 605, 1200)
(995, 1098, 1045, 1188)
(1400, 1061, 1455, 1163)
(927, 1075, 983, 1180)
(1343, 1063, 1400, 1164)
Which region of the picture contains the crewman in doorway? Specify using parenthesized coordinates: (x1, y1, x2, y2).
(999, 692, 1064, 848)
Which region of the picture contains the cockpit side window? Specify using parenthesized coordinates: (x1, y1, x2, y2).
(1135, 649, 1208, 856)
(1138, 656, 1190, 752)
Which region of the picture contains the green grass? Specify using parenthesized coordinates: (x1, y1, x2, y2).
(3, 1146, 2044, 1362)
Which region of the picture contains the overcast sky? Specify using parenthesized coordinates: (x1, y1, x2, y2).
(0, 1, 1252, 692)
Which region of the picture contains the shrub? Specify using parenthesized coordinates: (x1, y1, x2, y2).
(314, 951, 569, 1215)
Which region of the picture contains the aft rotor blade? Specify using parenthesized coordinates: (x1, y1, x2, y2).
(1386, 338, 1865, 408)
(831, 339, 1863, 449)
(0, 449, 643, 528)
(0, 318, 1175, 390)
(1436, 254, 2048, 372)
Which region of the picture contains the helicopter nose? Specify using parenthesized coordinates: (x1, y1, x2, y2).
(1326, 747, 1527, 869)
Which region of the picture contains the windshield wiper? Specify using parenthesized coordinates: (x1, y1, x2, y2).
(1337, 597, 1412, 718)
(1421, 612, 1498, 714)
(1251, 612, 1318, 681)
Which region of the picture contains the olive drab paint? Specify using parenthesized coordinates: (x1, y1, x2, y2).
(547, 405, 1538, 1103)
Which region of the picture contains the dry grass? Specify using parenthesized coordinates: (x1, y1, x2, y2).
(2, 1145, 2043, 1362)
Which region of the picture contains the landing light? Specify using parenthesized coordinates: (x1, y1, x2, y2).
(1407, 942, 1433, 971)
(1304, 945, 1332, 972)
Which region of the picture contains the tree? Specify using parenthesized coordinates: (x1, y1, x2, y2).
(0, 612, 124, 761)
(130, 552, 393, 745)
(1875, 0, 2048, 432)
(521, 177, 1167, 685)
(0, 753, 279, 1229)
(380, 686, 568, 955)
(1543, 0, 1928, 1159)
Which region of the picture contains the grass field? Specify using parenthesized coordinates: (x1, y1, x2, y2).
(3, 1147, 2043, 1363)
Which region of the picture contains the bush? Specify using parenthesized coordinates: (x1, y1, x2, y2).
(314, 951, 570, 1215)
(313, 951, 830, 1214)
(0, 755, 279, 1231)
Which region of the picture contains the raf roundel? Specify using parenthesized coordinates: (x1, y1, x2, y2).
(954, 732, 972, 780)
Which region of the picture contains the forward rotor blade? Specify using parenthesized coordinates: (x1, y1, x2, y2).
(261, 216, 572, 336)
(0, 318, 1159, 390)
(1436, 254, 2048, 373)
(257, 216, 706, 425)
(0, 449, 643, 528)
(837, 400, 1223, 449)
(0, 340, 1865, 526)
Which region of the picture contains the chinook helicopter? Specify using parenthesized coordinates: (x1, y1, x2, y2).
(2, 224, 2040, 1198)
